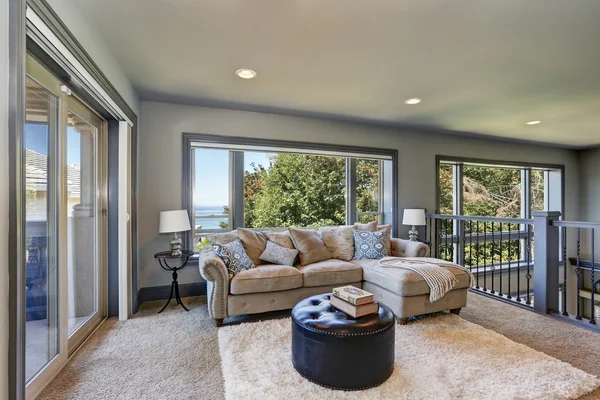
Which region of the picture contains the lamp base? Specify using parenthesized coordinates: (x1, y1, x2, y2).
(170, 232, 182, 257)
(408, 226, 419, 242)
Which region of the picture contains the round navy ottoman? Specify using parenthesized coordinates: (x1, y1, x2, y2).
(291, 293, 395, 390)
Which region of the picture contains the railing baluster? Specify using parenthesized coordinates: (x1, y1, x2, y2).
(462, 219, 467, 266)
(516, 229, 522, 302)
(499, 222, 503, 297)
(591, 229, 596, 325)
(525, 225, 528, 305)
(562, 227, 568, 316)
(483, 222, 487, 292)
(434, 217, 439, 259)
(507, 225, 512, 299)
(576, 228, 582, 320)
(469, 220, 473, 273)
(490, 222, 495, 294)
(476, 221, 480, 289)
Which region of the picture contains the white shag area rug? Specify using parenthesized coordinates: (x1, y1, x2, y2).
(218, 314, 600, 400)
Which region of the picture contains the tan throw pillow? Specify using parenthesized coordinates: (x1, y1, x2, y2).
(354, 221, 377, 232)
(264, 231, 295, 249)
(318, 226, 354, 261)
(237, 228, 268, 266)
(288, 228, 332, 265)
(377, 224, 392, 255)
(205, 231, 239, 245)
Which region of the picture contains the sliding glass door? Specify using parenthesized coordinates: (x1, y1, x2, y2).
(24, 54, 107, 399)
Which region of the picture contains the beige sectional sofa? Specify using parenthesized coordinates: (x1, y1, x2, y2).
(198, 225, 469, 326)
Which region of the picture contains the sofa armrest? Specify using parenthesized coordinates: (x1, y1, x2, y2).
(391, 238, 430, 258)
(198, 247, 229, 319)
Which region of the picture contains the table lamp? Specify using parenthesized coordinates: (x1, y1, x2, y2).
(159, 210, 192, 256)
(402, 209, 426, 242)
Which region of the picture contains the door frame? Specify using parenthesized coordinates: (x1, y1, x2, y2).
(10, 1, 139, 398)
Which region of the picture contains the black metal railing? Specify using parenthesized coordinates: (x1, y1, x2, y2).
(426, 214, 535, 307)
(554, 220, 600, 325)
(426, 212, 599, 329)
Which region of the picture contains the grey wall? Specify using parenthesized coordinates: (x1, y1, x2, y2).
(138, 101, 580, 289)
(579, 147, 600, 223)
(0, 0, 9, 396)
(45, 0, 140, 115)
(577, 147, 600, 258)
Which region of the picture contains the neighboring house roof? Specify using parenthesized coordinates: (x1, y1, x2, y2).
(26, 148, 81, 196)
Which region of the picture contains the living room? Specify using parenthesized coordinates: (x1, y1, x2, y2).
(2, 0, 600, 399)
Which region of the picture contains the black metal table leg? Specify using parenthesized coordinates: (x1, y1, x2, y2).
(174, 279, 190, 312)
(158, 281, 175, 313)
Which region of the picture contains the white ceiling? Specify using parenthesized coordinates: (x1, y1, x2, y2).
(71, 0, 600, 148)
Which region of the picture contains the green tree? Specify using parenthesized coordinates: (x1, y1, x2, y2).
(251, 154, 346, 227)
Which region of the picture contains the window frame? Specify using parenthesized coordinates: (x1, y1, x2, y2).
(436, 155, 565, 219)
(435, 155, 565, 265)
(182, 133, 399, 251)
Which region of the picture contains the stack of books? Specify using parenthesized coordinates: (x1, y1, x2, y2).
(330, 285, 379, 318)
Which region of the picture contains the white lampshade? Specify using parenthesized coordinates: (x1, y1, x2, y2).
(402, 209, 426, 226)
(159, 210, 191, 234)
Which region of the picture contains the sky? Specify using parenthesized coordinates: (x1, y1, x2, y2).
(25, 123, 84, 166)
(194, 149, 271, 206)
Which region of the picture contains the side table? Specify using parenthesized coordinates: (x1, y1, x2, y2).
(154, 250, 195, 313)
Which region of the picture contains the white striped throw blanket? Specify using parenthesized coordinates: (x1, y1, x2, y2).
(379, 257, 475, 303)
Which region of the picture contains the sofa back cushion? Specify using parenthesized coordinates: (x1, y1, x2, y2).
(237, 228, 268, 266)
(354, 221, 378, 231)
(264, 231, 295, 249)
(289, 228, 332, 265)
(353, 228, 390, 260)
(318, 225, 355, 261)
(206, 230, 239, 245)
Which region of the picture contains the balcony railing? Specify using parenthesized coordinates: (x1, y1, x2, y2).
(427, 212, 599, 328)
(425, 213, 535, 307)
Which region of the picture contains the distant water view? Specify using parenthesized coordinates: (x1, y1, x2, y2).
(195, 205, 229, 231)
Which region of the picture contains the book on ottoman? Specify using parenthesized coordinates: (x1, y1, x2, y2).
(332, 285, 374, 305)
(330, 295, 379, 318)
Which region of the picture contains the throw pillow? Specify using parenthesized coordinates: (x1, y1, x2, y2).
(354, 221, 378, 231)
(318, 226, 354, 261)
(264, 231, 295, 249)
(213, 239, 255, 278)
(259, 240, 299, 266)
(205, 230, 239, 245)
(353, 228, 390, 260)
(288, 228, 332, 265)
(237, 228, 268, 266)
(377, 224, 392, 255)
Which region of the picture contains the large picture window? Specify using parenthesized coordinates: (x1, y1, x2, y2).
(184, 135, 397, 250)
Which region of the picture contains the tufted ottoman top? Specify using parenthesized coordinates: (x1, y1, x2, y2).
(292, 293, 394, 337)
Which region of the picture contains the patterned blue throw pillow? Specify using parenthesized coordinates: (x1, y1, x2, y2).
(213, 239, 255, 278)
(353, 229, 390, 260)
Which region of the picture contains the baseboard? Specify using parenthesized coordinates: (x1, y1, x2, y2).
(137, 282, 207, 309)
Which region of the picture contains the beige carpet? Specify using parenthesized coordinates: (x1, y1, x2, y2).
(219, 315, 599, 400)
(38, 293, 600, 400)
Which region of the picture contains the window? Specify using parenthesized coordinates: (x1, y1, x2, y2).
(436, 157, 563, 267)
(184, 135, 397, 250)
(438, 159, 559, 219)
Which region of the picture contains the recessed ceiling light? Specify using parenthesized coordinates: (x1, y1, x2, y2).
(526, 120, 541, 125)
(404, 98, 422, 105)
(235, 68, 257, 79)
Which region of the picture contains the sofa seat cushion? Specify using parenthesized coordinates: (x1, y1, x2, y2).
(230, 265, 302, 295)
(350, 259, 471, 297)
(298, 259, 363, 287)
